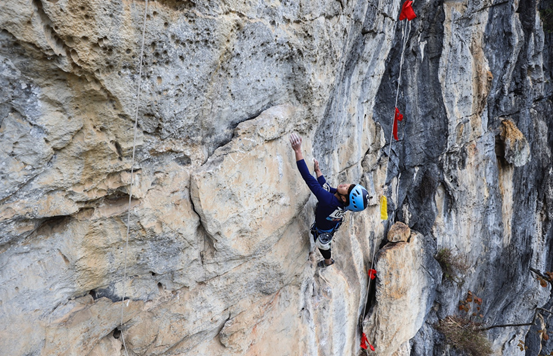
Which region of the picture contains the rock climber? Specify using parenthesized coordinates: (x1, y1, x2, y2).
(289, 133, 369, 268)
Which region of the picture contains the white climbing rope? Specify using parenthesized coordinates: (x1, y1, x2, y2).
(119, 1, 149, 355)
(383, 14, 413, 213)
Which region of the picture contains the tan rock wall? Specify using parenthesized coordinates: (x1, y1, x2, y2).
(1, 0, 552, 355)
(0, 0, 397, 355)
(364, 232, 438, 356)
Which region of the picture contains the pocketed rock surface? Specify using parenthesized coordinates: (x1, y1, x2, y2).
(0, 0, 552, 355)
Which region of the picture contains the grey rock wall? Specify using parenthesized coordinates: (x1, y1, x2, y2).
(0, 0, 552, 355)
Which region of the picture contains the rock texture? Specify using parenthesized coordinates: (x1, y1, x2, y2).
(364, 231, 440, 356)
(498, 119, 531, 167)
(0, 0, 552, 355)
(386, 221, 411, 242)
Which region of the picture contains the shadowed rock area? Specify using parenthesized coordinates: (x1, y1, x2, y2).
(0, 0, 552, 355)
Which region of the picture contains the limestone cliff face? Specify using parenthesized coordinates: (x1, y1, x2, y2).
(0, 0, 551, 355)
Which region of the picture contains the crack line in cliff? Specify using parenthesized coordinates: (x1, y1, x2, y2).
(187, 177, 217, 266)
(0, 172, 42, 206)
(0, 143, 60, 206)
(383, 19, 411, 204)
(207, 103, 275, 156)
(357, 8, 421, 352)
(359, 231, 379, 324)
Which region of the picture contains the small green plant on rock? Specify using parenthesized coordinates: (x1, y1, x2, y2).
(435, 248, 469, 284)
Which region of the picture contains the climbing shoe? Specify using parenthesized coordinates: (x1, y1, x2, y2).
(317, 259, 335, 268)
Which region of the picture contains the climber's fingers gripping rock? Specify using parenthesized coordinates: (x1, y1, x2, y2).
(313, 158, 320, 172)
(289, 133, 302, 151)
(290, 133, 304, 161)
(313, 158, 323, 177)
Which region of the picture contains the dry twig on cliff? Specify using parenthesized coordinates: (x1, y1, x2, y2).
(437, 316, 492, 356)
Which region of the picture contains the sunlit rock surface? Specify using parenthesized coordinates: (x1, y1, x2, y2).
(1, 0, 552, 355)
(364, 231, 440, 356)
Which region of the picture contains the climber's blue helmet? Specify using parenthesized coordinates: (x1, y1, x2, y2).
(346, 184, 369, 212)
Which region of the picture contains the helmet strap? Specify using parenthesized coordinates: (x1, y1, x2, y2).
(335, 192, 347, 205)
(345, 184, 355, 206)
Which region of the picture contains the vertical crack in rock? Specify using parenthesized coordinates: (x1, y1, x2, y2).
(374, 0, 448, 228)
(188, 177, 213, 251)
(198, 220, 218, 266)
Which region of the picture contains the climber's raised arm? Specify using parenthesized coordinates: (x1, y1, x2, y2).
(290, 133, 335, 205)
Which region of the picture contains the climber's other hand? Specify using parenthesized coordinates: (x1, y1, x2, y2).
(313, 158, 320, 172)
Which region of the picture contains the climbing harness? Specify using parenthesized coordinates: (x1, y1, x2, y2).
(315, 232, 333, 250)
(119, 1, 149, 355)
(363, 1, 417, 352)
(311, 223, 339, 250)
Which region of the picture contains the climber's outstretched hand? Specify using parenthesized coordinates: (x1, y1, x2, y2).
(290, 133, 304, 161)
(290, 133, 302, 152)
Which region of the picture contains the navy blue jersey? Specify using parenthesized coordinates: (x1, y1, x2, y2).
(296, 159, 346, 231)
